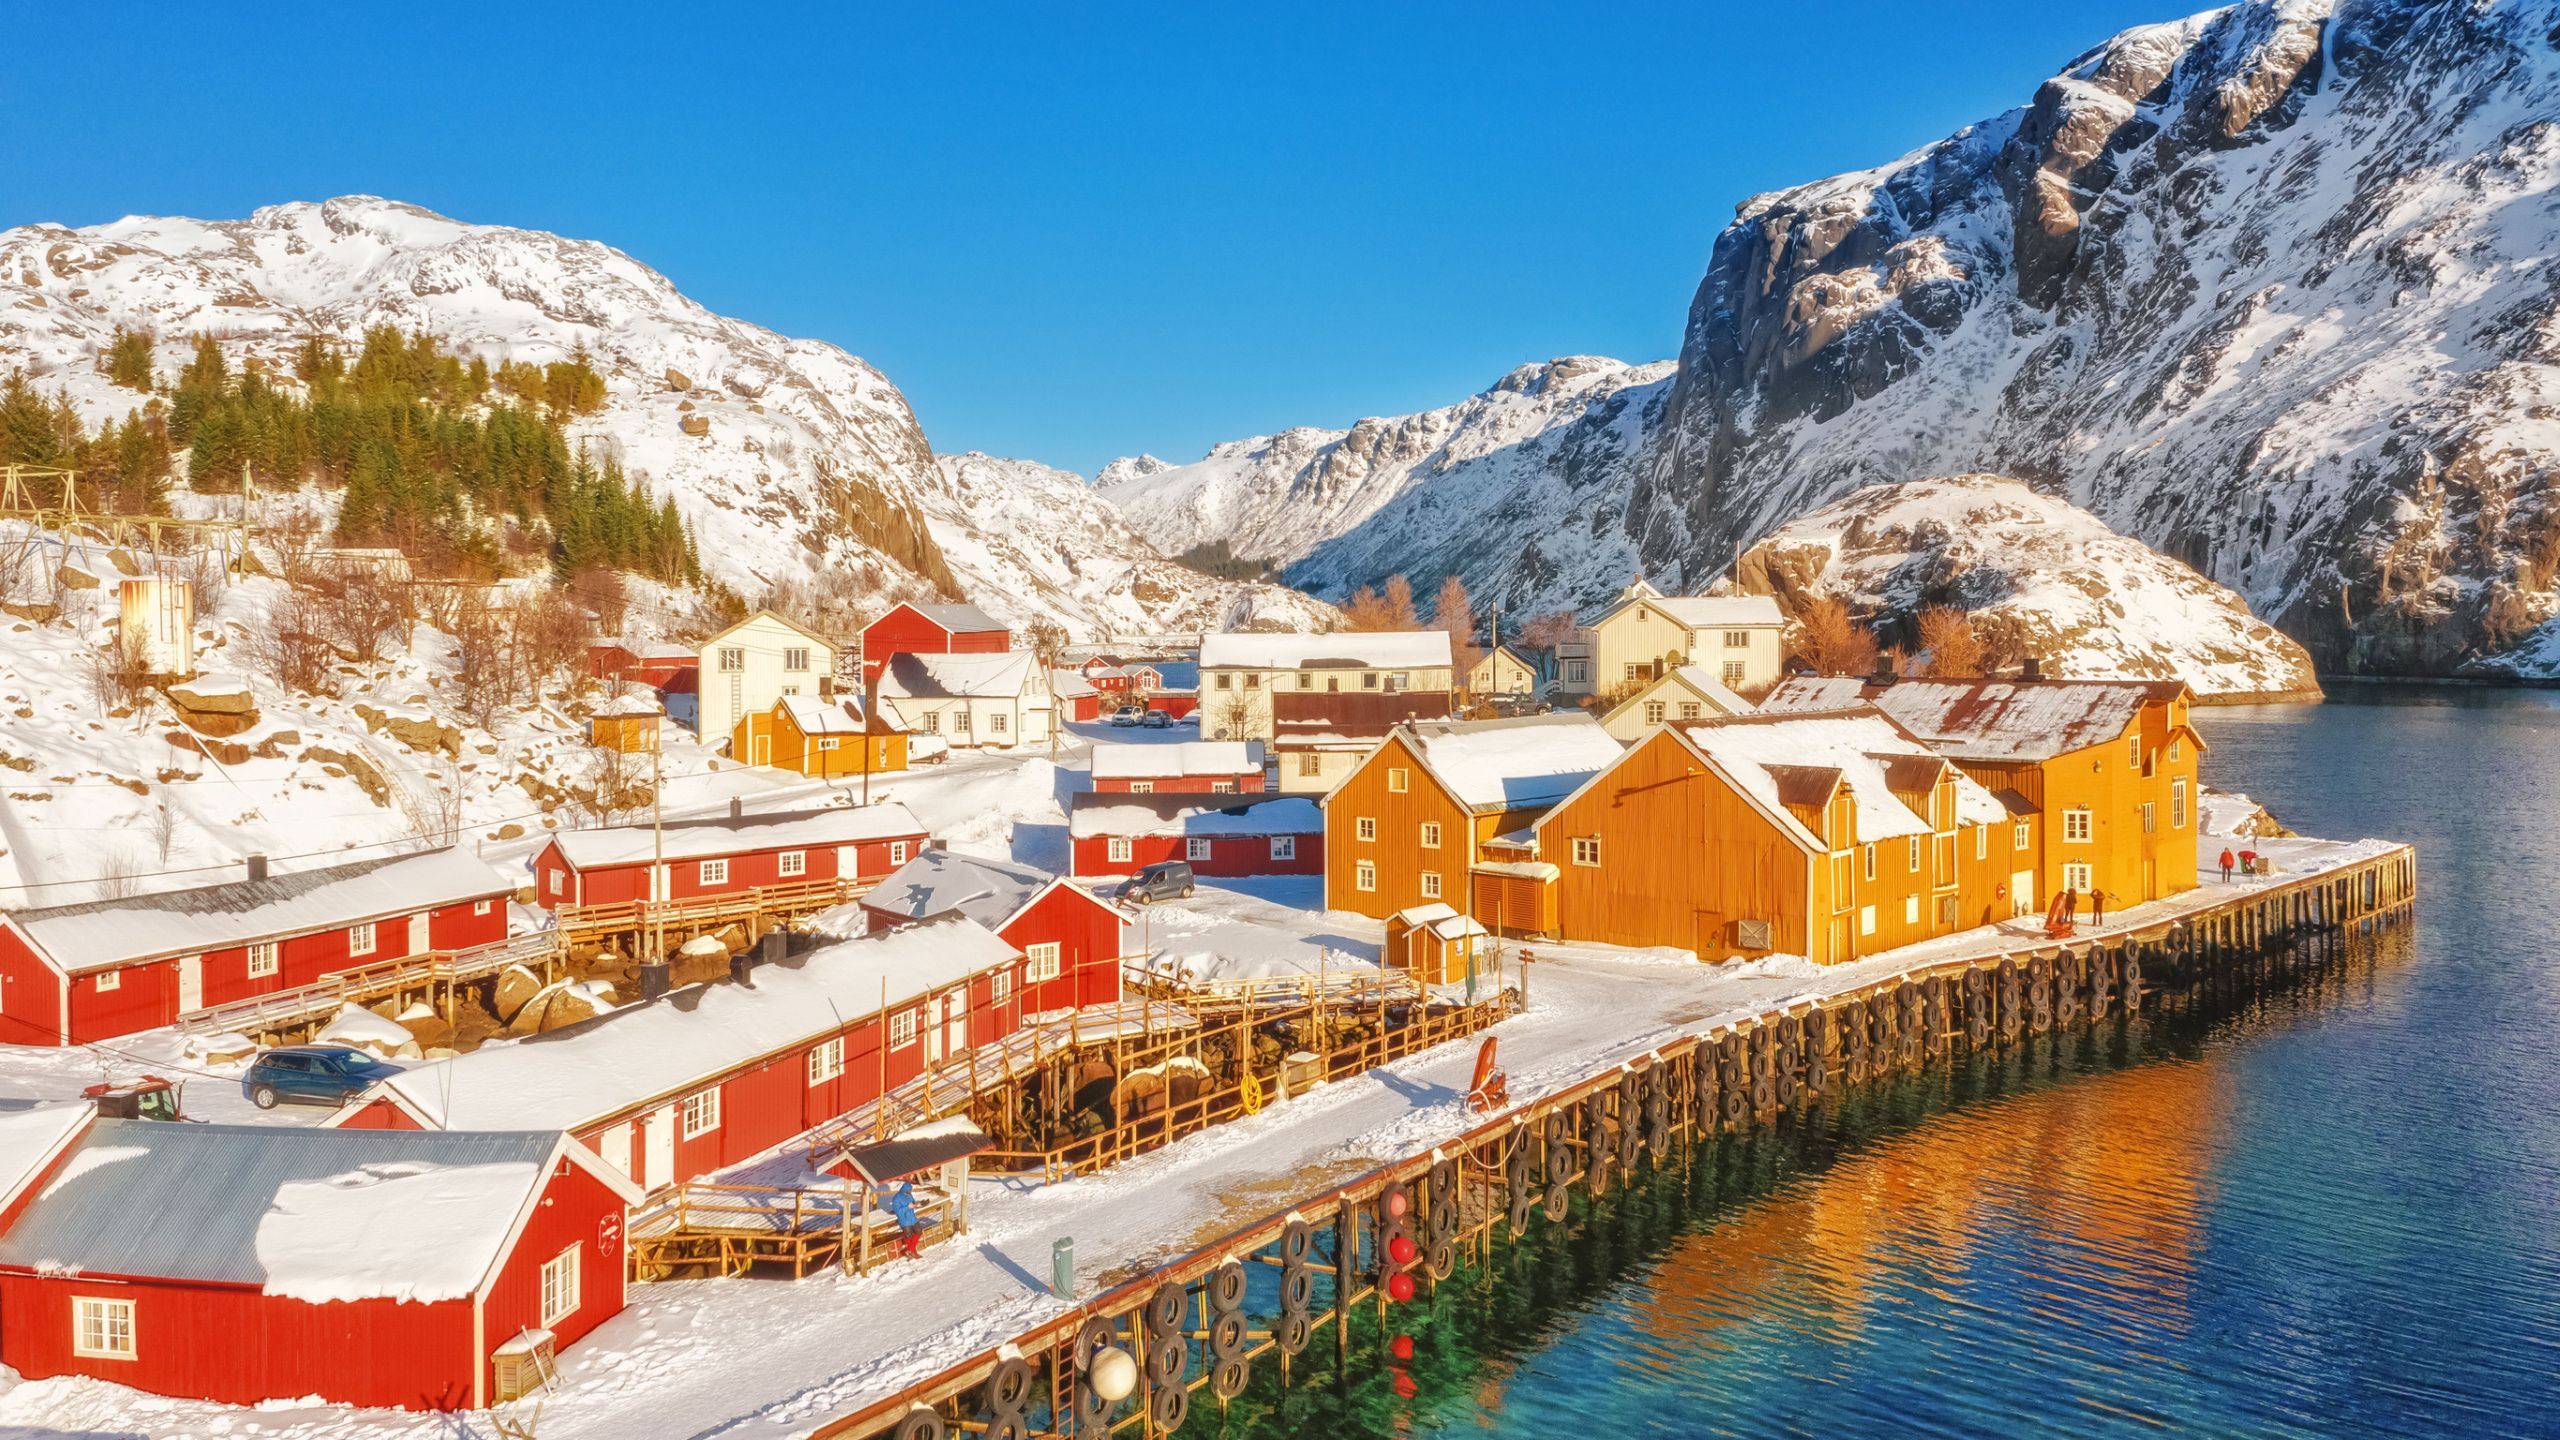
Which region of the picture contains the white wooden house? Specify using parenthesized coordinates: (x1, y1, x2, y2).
(694, 610, 840, 746)
(875, 651, 1056, 748)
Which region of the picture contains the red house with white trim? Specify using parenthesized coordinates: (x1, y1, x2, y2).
(860, 850, 1127, 1010)
(331, 918, 1026, 1194)
(1090, 741, 1265, 794)
(859, 601, 1010, 684)
(529, 804, 929, 910)
(0, 1108, 638, 1411)
(0, 848, 512, 1046)
(1068, 793, 1323, 878)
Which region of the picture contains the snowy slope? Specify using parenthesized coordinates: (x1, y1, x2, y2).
(1724, 475, 2322, 697)
(0, 197, 1314, 639)
(1096, 357, 1672, 611)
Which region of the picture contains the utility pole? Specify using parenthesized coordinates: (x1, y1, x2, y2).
(650, 730, 664, 964)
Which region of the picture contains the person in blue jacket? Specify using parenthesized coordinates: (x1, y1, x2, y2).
(887, 1180, 924, 1259)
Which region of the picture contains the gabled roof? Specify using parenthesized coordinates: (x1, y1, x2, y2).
(1390, 902, 1489, 942)
(1756, 676, 2191, 761)
(864, 849, 1114, 933)
(1662, 709, 2008, 848)
(776, 695, 895, 736)
(1068, 792, 1321, 839)
(0, 1103, 93, 1219)
(547, 803, 927, 869)
(1364, 712, 1625, 814)
(1091, 741, 1261, 780)
(877, 650, 1043, 700)
(0, 1120, 637, 1303)
(874, 600, 1007, 636)
(5, 848, 511, 977)
(1602, 664, 1752, 728)
(1051, 667, 1099, 699)
(339, 916, 1016, 1134)
(1200, 631, 1452, 671)
(1595, 591, 1786, 632)
(702, 607, 838, 654)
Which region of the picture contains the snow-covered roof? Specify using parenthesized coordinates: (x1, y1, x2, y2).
(878, 650, 1042, 699)
(1607, 664, 1751, 725)
(346, 916, 1017, 1133)
(0, 1120, 634, 1303)
(778, 695, 869, 735)
(1050, 668, 1097, 699)
(1395, 713, 1624, 813)
(5, 848, 511, 976)
(548, 803, 927, 870)
(702, 608, 838, 654)
(1757, 677, 2187, 761)
(1199, 631, 1451, 671)
(1068, 793, 1322, 839)
(0, 1104, 92, 1216)
(864, 849, 1099, 931)
(886, 601, 1007, 636)
(1644, 594, 1786, 629)
(595, 692, 666, 718)
(1657, 709, 2008, 848)
(1090, 741, 1261, 780)
(1390, 902, 1489, 941)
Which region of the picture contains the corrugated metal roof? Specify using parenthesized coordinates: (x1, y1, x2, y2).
(0, 1120, 555, 1292)
(907, 602, 1006, 634)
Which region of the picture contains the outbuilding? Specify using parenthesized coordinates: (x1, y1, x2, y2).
(1067, 793, 1322, 878)
(1382, 902, 1493, 987)
(1089, 740, 1264, 794)
(730, 696, 907, 778)
(859, 601, 1011, 684)
(530, 804, 929, 910)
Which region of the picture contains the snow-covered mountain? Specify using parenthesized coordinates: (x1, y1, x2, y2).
(0, 197, 1322, 638)
(1096, 357, 1672, 610)
(1723, 475, 2322, 697)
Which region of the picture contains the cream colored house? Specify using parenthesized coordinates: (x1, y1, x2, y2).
(1599, 664, 1753, 741)
(875, 650, 1056, 748)
(1588, 581, 1785, 699)
(694, 610, 839, 745)
(1197, 631, 1454, 741)
(1466, 645, 1539, 696)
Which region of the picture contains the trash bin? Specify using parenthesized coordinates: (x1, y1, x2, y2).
(1052, 1237, 1074, 1299)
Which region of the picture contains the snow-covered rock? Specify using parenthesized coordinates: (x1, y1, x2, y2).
(1722, 475, 2322, 698)
(0, 197, 1318, 639)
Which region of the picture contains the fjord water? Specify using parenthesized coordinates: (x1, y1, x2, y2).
(1271, 686, 2560, 1439)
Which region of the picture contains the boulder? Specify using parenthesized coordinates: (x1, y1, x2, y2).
(353, 703, 462, 759)
(492, 963, 546, 1025)
(506, 979, 615, 1035)
(1, 602, 59, 624)
(315, 1002, 418, 1060)
(53, 564, 97, 591)
(393, 1002, 455, 1052)
(665, 367, 692, 392)
(168, 674, 256, 715)
(672, 933, 731, 988)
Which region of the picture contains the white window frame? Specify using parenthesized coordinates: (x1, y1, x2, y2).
(816, 736, 840, 751)
(1571, 836, 1600, 868)
(1419, 871, 1442, 899)
(888, 840, 911, 866)
(1678, 702, 1701, 720)
(717, 646, 744, 672)
(72, 1297, 134, 1360)
(1187, 837, 1213, 862)
(1356, 817, 1377, 842)
(1297, 753, 1322, 777)
(699, 858, 730, 885)
(1859, 905, 1876, 937)
(247, 941, 278, 978)
(1862, 845, 1876, 882)
(1975, 826, 1988, 861)
(783, 646, 810, 672)
(990, 711, 1008, 735)
(1643, 701, 1665, 724)
(2064, 861, 2093, 893)
(2014, 820, 2032, 850)
(1354, 860, 1377, 892)
(1269, 835, 1296, 861)
(778, 849, 807, 878)
(890, 1008, 919, 1048)
(347, 922, 376, 958)
(1722, 662, 1745, 686)
(1210, 779, 1236, 794)
(2063, 809, 2093, 844)
(539, 1245, 581, 1327)
(680, 1089, 720, 1138)
(1904, 895, 1920, 925)
(548, 869, 564, 897)
(1026, 942, 1062, 982)
(94, 968, 121, 993)
(1723, 630, 1749, 649)
(991, 966, 1012, 1006)
(2172, 778, 2189, 829)
(1129, 780, 1154, 794)
(2128, 734, 2141, 767)
(808, 1036, 845, 1085)
(1908, 836, 1922, 871)
(1107, 836, 1134, 864)
(1419, 821, 1441, 850)
(475, 899, 494, 916)
(1386, 767, 1408, 793)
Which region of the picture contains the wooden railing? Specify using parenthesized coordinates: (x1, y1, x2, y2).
(177, 931, 565, 1038)
(554, 876, 873, 945)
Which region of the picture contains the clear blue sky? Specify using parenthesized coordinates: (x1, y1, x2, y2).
(3, 3, 2175, 476)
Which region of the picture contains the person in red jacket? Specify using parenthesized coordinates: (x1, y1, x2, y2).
(2218, 848, 2236, 883)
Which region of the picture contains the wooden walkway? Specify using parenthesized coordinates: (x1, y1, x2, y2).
(176, 932, 561, 1039)
(629, 1180, 964, 1281)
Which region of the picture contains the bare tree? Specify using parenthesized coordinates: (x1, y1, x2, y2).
(0, 523, 40, 608)
(515, 586, 596, 695)
(569, 567, 628, 636)
(251, 585, 335, 695)
(1792, 595, 1879, 677)
(1916, 605, 1986, 678)
(94, 848, 143, 901)
(448, 599, 519, 729)
(87, 626, 151, 713)
(316, 564, 409, 664)
(1434, 575, 1481, 684)
(150, 789, 179, 863)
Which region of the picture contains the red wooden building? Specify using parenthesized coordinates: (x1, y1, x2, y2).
(0, 848, 512, 1046)
(530, 803, 929, 910)
(1068, 793, 1323, 878)
(1089, 740, 1265, 794)
(858, 601, 1010, 684)
(587, 638, 699, 690)
(0, 1110, 637, 1411)
(331, 917, 1027, 1194)
(1052, 667, 1102, 724)
(861, 849, 1128, 1008)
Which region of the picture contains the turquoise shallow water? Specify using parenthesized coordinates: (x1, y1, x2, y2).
(1232, 685, 2560, 1440)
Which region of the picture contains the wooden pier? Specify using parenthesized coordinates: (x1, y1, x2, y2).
(804, 844, 2418, 1440)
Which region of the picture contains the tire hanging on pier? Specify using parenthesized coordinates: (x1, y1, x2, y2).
(1150, 1379, 1189, 1433)
(894, 1408, 947, 1440)
(986, 1356, 1035, 1415)
(1211, 1356, 1251, 1401)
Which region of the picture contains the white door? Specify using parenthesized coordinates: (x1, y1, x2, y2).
(943, 994, 968, 1058)
(598, 1122, 635, 1181)
(640, 1106, 675, 1189)
(176, 955, 203, 1013)
(407, 912, 429, 955)
(2011, 870, 2036, 917)
(650, 864, 671, 903)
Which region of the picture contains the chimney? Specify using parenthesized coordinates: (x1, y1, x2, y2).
(1869, 655, 1896, 688)
(245, 853, 269, 883)
(728, 798, 744, 820)
(2022, 656, 2043, 682)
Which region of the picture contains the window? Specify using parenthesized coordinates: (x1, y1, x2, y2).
(1211, 779, 1236, 794)
(1566, 661, 1587, 684)
(1623, 664, 1644, 683)
(95, 969, 121, 992)
(817, 736, 840, 751)
(2063, 809, 2093, 843)
(1723, 630, 1749, 649)
(1975, 827, 1988, 861)
(1356, 817, 1377, 842)
(718, 646, 744, 673)
(1722, 662, 1745, 687)
(1129, 780, 1155, 794)
(2169, 739, 2183, 762)
(2064, 862, 2093, 892)
(1108, 836, 1133, 864)
(1905, 895, 1920, 925)
(1296, 673, 1313, 690)
(990, 712, 1008, 735)
(1355, 861, 1377, 892)
(890, 1008, 919, 1047)
(1026, 942, 1062, 982)
(475, 899, 494, 916)
(1643, 701, 1665, 724)
(540, 1246, 581, 1327)
(808, 1036, 845, 1084)
(991, 966, 1012, 1005)
(1215, 673, 1233, 690)
(247, 941, 278, 977)
(2172, 779, 2189, 829)
(72, 1298, 133, 1360)
(1678, 702, 1701, 720)
(1859, 905, 1876, 937)
(1387, 767, 1408, 793)
(1298, 753, 1322, 777)
(680, 1089, 720, 1138)
(348, 922, 376, 958)
(778, 850, 806, 878)
(783, 647, 810, 672)
(1188, 837, 1213, 862)
(2141, 802, 2157, 834)
(1420, 871, 1442, 899)
(2128, 734, 2141, 767)
(920, 710, 940, 734)
(1269, 835, 1296, 861)
(1419, 822, 1441, 849)
(780, 684, 801, 698)
(888, 840, 911, 866)
(1389, 672, 1410, 692)
(2014, 821, 2032, 851)
(1830, 851, 1853, 907)
(953, 709, 972, 734)
(700, 858, 731, 885)
(1861, 845, 1876, 882)
(1362, 672, 1379, 690)
(1571, 836, 1601, 868)
(1908, 836, 1922, 872)
(1244, 673, 1261, 690)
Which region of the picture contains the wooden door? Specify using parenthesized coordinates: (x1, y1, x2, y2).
(177, 955, 203, 1012)
(599, 1122, 635, 1181)
(408, 912, 429, 954)
(2010, 870, 2036, 917)
(641, 1106, 675, 1189)
(752, 733, 772, 767)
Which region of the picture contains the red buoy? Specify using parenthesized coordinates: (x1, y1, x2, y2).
(1390, 1335, 1414, 1360)
(1386, 1272, 1415, 1302)
(1388, 1234, 1418, 1266)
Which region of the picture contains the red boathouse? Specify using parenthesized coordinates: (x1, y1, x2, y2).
(860, 849, 1128, 1010)
(858, 601, 1010, 684)
(1068, 793, 1324, 878)
(529, 803, 930, 910)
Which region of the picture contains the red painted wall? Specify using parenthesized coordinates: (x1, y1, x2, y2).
(1092, 774, 1264, 795)
(1070, 831, 1321, 879)
(1149, 695, 1199, 719)
(859, 605, 1010, 682)
(1062, 693, 1100, 723)
(533, 830, 925, 911)
(0, 927, 66, 1046)
(998, 887, 1126, 1010)
(475, 1161, 629, 1388)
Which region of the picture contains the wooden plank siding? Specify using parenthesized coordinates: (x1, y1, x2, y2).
(1323, 734, 1476, 920)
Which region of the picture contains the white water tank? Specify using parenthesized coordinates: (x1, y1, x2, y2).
(118, 577, 195, 678)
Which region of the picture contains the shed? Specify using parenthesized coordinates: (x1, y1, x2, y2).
(1382, 903, 1492, 987)
(731, 695, 906, 777)
(861, 849, 1126, 1009)
(591, 692, 665, 753)
(1067, 793, 1322, 878)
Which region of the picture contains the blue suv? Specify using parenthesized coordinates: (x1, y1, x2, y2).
(242, 1046, 404, 1110)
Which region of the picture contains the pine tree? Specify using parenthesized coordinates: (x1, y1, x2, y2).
(104, 329, 156, 392)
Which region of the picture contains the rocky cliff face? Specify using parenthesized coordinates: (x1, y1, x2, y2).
(1640, 0, 2560, 677)
(1724, 474, 2323, 697)
(0, 197, 1315, 638)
